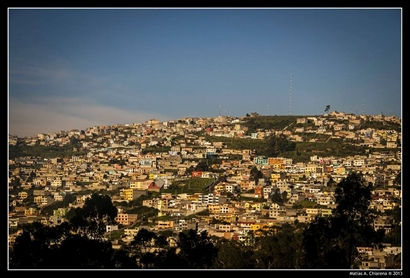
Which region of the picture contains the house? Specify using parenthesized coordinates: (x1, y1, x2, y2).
(51, 178, 62, 187)
(296, 118, 307, 124)
(129, 179, 153, 190)
(254, 156, 268, 165)
(148, 181, 160, 192)
(18, 192, 28, 200)
(269, 203, 282, 218)
(115, 213, 138, 226)
(157, 220, 174, 230)
(124, 228, 139, 238)
(106, 225, 119, 233)
(53, 208, 68, 217)
(120, 189, 145, 201)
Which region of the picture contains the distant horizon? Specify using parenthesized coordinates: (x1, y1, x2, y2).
(9, 8, 401, 138)
(8, 110, 401, 138)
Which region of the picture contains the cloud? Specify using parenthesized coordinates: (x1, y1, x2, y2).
(9, 63, 149, 109)
(9, 97, 168, 137)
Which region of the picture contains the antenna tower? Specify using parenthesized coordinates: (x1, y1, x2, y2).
(288, 73, 293, 115)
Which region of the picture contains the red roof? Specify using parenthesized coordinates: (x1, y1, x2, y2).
(148, 182, 159, 189)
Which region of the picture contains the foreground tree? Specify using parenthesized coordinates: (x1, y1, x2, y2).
(253, 223, 303, 268)
(303, 172, 381, 268)
(9, 221, 131, 269)
(215, 239, 254, 268)
(66, 193, 117, 237)
(177, 229, 218, 269)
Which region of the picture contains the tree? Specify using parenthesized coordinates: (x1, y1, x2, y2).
(215, 239, 254, 268)
(26, 171, 36, 182)
(253, 223, 303, 268)
(250, 166, 263, 185)
(324, 105, 331, 113)
(303, 172, 380, 269)
(264, 135, 296, 157)
(327, 176, 336, 188)
(155, 235, 169, 249)
(271, 189, 284, 205)
(10, 222, 67, 268)
(10, 222, 122, 269)
(66, 193, 117, 237)
(10, 177, 21, 188)
(334, 172, 373, 225)
(393, 172, 401, 186)
(177, 229, 217, 268)
(131, 228, 157, 254)
(302, 216, 333, 268)
(384, 206, 401, 246)
(52, 234, 116, 268)
(195, 159, 210, 172)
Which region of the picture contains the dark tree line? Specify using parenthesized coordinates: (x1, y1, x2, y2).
(9, 173, 399, 269)
(303, 173, 385, 268)
(9, 193, 134, 268)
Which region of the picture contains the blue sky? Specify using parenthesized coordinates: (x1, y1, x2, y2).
(9, 8, 401, 137)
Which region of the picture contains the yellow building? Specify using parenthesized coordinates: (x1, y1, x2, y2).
(208, 204, 221, 214)
(217, 214, 236, 223)
(149, 173, 158, 180)
(34, 196, 43, 205)
(18, 192, 28, 200)
(24, 207, 38, 216)
(321, 209, 332, 216)
(270, 173, 281, 182)
(305, 164, 317, 174)
(249, 223, 273, 236)
(268, 158, 285, 167)
(157, 220, 174, 230)
(335, 167, 346, 175)
(120, 189, 136, 201)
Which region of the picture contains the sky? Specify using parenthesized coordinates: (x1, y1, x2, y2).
(9, 8, 401, 137)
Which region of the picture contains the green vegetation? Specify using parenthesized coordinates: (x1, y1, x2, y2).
(286, 138, 369, 163)
(75, 181, 93, 186)
(250, 166, 263, 184)
(206, 135, 263, 152)
(224, 154, 243, 160)
(185, 156, 223, 174)
(303, 173, 383, 268)
(271, 189, 288, 205)
(383, 206, 401, 246)
(205, 134, 296, 157)
(66, 193, 118, 237)
(9, 142, 86, 159)
(193, 209, 210, 216)
(243, 115, 300, 133)
(162, 177, 215, 194)
(301, 132, 331, 142)
(141, 145, 171, 154)
(107, 229, 125, 240)
(358, 120, 401, 132)
(157, 214, 177, 221)
(292, 200, 325, 209)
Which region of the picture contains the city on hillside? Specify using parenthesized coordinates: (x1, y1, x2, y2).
(8, 111, 402, 269)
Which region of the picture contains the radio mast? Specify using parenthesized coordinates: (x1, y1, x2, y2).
(288, 73, 293, 115)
